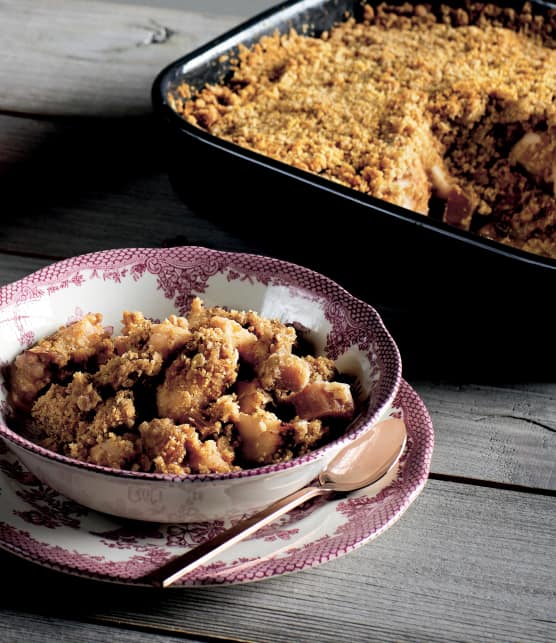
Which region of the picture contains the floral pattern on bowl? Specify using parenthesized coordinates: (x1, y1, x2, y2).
(0, 247, 402, 522)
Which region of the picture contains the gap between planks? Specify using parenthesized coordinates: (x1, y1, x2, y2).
(428, 472, 556, 497)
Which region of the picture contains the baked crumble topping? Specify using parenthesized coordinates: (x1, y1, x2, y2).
(7, 300, 355, 474)
(172, 2, 556, 259)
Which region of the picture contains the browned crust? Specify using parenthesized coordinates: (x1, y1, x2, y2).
(172, 2, 556, 259)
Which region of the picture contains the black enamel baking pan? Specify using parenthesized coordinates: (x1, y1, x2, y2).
(152, 0, 556, 377)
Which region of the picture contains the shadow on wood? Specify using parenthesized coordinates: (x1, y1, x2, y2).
(0, 115, 162, 212)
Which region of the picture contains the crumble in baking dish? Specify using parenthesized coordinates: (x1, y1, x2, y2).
(171, 2, 556, 259)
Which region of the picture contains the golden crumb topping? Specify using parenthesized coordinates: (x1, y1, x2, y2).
(8, 299, 355, 473)
(173, 2, 556, 258)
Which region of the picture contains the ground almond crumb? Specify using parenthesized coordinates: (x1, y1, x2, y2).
(174, 2, 556, 259)
(8, 299, 356, 473)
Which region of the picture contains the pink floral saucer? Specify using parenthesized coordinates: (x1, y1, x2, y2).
(0, 380, 433, 587)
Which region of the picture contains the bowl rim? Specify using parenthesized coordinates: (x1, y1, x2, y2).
(0, 246, 402, 483)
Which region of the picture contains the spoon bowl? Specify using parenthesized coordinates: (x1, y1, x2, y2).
(146, 417, 407, 588)
(319, 418, 407, 491)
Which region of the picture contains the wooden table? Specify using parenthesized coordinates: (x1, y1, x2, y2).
(0, 1, 554, 641)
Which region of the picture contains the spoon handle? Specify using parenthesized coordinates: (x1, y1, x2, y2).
(145, 484, 328, 588)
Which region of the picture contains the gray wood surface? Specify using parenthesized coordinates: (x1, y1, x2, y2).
(416, 382, 556, 491)
(0, 0, 236, 117)
(98, 0, 275, 16)
(0, 1, 554, 642)
(0, 614, 194, 643)
(0, 480, 553, 642)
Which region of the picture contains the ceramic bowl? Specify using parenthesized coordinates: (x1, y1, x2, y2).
(0, 247, 402, 523)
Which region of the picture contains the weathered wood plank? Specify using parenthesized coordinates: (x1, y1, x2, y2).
(0, 480, 554, 642)
(0, 0, 237, 117)
(0, 614, 202, 643)
(414, 381, 556, 491)
(97, 0, 273, 17)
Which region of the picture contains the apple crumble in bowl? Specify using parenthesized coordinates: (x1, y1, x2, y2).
(0, 247, 401, 522)
(163, 0, 556, 260)
(8, 299, 356, 475)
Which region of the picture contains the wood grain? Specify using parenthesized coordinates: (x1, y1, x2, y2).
(0, 479, 553, 643)
(0, 0, 237, 117)
(415, 381, 556, 491)
(0, 614, 201, 643)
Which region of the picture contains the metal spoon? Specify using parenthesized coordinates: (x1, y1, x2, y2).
(145, 417, 407, 588)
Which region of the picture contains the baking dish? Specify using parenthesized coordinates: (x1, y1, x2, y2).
(152, 0, 556, 377)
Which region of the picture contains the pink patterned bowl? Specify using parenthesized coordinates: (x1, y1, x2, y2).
(0, 247, 402, 523)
